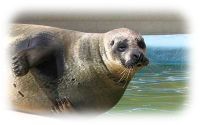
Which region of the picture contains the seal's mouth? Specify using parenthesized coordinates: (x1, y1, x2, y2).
(121, 55, 149, 69)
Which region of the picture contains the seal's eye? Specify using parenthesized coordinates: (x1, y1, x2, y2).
(117, 43, 128, 52)
(137, 39, 146, 49)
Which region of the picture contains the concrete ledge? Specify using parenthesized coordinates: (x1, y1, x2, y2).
(13, 11, 188, 35)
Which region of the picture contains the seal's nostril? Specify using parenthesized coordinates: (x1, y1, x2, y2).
(133, 54, 139, 59)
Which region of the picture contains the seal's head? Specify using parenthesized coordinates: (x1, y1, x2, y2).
(103, 28, 149, 75)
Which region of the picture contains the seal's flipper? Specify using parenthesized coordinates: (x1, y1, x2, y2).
(11, 46, 56, 77)
(10, 32, 66, 108)
(11, 32, 64, 79)
(12, 50, 29, 76)
(51, 97, 74, 113)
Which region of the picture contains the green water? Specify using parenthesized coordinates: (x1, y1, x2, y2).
(106, 64, 188, 114)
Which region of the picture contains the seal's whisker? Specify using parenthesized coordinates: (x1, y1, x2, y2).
(120, 69, 127, 75)
(123, 69, 131, 88)
(117, 69, 128, 83)
(130, 67, 135, 74)
(124, 69, 131, 88)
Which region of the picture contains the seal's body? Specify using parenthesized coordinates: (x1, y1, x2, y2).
(8, 24, 149, 114)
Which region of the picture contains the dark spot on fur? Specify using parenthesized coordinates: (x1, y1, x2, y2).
(110, 40, 114, 46)
(71, 78, 76, 81)
(18, 91, 24, 97)
(77, 82, 81, 87)
(13, 84, 16, 88)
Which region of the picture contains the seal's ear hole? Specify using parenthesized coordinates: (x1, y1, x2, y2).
(110, 40, 115, 46)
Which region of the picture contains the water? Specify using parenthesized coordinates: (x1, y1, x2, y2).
(106, 64, 188, 114)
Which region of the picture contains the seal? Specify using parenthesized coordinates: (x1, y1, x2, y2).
(8, 24, 149, 114)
